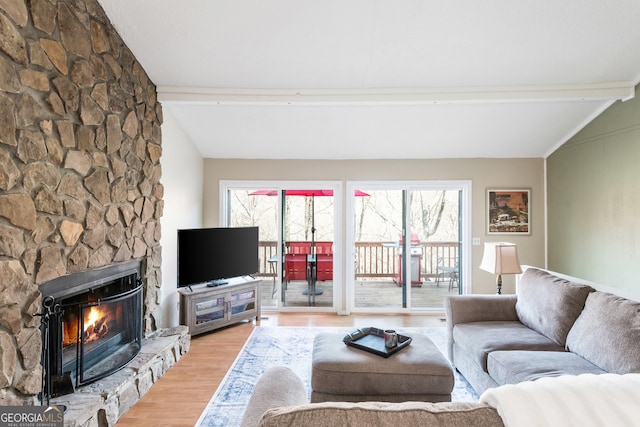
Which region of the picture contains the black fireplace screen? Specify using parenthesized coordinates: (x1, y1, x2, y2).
(41, 267, 143, 400)
(61, 277, 142, 386)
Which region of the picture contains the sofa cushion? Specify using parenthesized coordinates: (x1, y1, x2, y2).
(257, 401, 505, 427)
(487, 350, 606, 385)
(565, 291, 640, 374)
(515, 268, 594, 346)
(453, 321, 564, 371)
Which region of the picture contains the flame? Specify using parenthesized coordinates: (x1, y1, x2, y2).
(84, 308, 100, 331)
(83, 306, 110, 343)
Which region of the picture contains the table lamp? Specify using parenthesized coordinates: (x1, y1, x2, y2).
(479, 242, 522, 294)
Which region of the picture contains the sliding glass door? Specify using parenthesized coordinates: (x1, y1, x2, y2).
(223, 182, 340, 311)
(352, 189, 406, 309)
(224, 180, 469, 313)
(349, 181, 468, 312)
(226, 187, 280, 308)
(280, 189, 335, 308)
(409, 189, 462, 310)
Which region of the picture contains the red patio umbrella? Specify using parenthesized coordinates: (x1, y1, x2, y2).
(249, 189, 369, 197)
(249, 188, 369, 303)
(249, 189, 369, 256)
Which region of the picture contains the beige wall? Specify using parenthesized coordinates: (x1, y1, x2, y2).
(548, 85, 640, 299)
(203, 158, 545, 297)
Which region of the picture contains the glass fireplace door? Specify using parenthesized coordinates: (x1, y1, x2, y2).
(61, 277, 142, 387)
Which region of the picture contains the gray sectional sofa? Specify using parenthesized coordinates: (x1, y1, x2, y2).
(239, 267, 640, 426)
(445, 267, 640, 395)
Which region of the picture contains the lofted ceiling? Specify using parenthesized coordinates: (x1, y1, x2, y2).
(98, 0, 640, 159)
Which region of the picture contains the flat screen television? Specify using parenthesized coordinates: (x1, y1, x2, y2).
(177, 226, 259, 288)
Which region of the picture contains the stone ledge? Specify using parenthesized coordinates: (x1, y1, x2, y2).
(50, 326, 190, 427)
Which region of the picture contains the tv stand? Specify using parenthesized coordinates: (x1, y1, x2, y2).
(178, 277, 260, 336)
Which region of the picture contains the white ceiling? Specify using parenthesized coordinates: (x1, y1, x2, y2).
(98, 0, 640, 159)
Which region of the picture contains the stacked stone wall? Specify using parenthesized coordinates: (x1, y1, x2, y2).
(0, 0, 163, 404)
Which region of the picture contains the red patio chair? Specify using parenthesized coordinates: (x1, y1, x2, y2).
(284, 253, 307, 283)
(315, 253, 333, 281)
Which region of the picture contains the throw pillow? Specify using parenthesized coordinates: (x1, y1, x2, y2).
(515, 268, 593, 346)
(565, 291, 640, 374)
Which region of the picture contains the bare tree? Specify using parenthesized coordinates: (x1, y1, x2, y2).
(355, 190, 453, 242)
(414, 191, 447, 239)
(355, 196, 372, 240)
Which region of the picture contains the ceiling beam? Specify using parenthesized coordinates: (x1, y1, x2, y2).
(157, 82, 635, 105)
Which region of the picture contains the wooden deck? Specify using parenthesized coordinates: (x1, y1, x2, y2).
(258, 240, 460, 284)
(255, 240, 460, 311)
(258, 277, 459, 309)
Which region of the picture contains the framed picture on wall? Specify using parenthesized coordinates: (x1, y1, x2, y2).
(487, 189, 530, 235)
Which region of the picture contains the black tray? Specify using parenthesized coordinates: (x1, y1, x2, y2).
(342, 327, 412, 358)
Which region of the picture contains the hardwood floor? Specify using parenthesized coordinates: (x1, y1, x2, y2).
(116, 312, 445, 427)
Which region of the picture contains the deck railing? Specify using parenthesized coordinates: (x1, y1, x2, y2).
(256, 241, 459, 281)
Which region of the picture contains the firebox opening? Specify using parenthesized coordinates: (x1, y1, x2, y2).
(40, 261, 144, 401)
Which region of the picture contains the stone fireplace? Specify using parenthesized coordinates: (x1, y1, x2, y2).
(0, 0, 188, 422)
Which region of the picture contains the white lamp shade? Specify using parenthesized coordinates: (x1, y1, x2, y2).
(479, 242, 522, 275)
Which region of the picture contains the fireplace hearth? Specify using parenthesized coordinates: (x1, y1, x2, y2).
(40, 261, 143, 401)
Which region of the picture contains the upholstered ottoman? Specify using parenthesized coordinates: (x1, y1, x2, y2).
(311, 332, 454, 403)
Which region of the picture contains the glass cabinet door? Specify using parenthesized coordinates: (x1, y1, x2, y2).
(194, 297, 226, 326)
(229, 288, 256, 319)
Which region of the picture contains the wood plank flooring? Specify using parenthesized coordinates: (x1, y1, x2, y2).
(115, 312, 445, 426)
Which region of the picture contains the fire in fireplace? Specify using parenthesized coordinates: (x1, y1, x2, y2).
(40, 261, 143, 401)
(71, 305, 111, 346)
